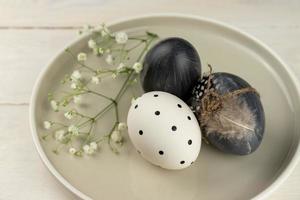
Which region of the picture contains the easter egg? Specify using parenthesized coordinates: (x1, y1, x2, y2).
(127, 91, 201, 170)
(140, 37, 201, 100)
(189, 72, 265, 155)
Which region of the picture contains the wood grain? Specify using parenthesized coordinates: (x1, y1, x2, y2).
(0, 0, 299, 199)
(0, 106, 77, 200)
(0, 0, 299, 27)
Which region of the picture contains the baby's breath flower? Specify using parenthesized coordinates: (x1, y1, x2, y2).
(83, 144, 90, 152)
(132, 62, 143, 73)
(70, 82, 77, 89)
(55, 129, 65, 142)
(68, 125, 79, 135)
(101, 25, 110, 37)
(88, 148, 95, 155)
(90, 142, 98, 150)
(115, 32, 128, 44)
(71, 70, 82, 81)
(101, 30, 107, 37)
(105, 54, 113, 65)
(111, 73, 117, 79)
(69, 147, 77, 155)
(118, 122, 127, 131)
(91, 76, 100, 84)
(117, 63, 125, 73)
(73, 95, 82, 104)
(98, 47, 104, 55)
(131, 97, 136, 104)
(77, 52, 87, 62)
(111, 130, 122, 143)
(50, 100, 59, 111)
(43, 121, 52, 129)
(88, 39, 97, 49)
(64, 110, 75, 120)
(44, 27, 159, 157)
(83, 144, 95, 155)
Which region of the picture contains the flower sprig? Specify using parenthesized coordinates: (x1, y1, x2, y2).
(42, 24, 158, 156)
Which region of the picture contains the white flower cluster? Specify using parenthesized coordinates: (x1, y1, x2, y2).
(110, 122, 127, 143)
(55, 129, 66, 142)
(115, 32, 128, 44)
(73, 95, 82, 104)
(83, 142, 98, 155)
(88, 39, 104, 56)
(77, 52, 87, 62)
(43, 121, 52, 129)
(71, 70, 82, 81)
(50, 100, 59, 112)
(44, 24, 158, 157)
(92, 76, 100, 84)
(132, 62, 143, 73)
(68, 125, 79, 135)
(105, 54, 113, 65)
(69, 147, 77, 155)
(64, 110, 76, 120)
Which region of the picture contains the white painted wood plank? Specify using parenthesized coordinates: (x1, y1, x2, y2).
(0, 106, 78, 200)
(0, 0, 299, 27)
(0, 30, 76, 104)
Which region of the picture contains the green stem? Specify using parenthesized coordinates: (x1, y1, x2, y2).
(52, 31, 159, 155)
(128, 37, 147, 42)
(126, 41, 144, 51)
(115, 73, 132, 102)
(52, 121, 68, 127)
(83, 122, 95, 145)
(86, 89, 115, 102)
(76, 112, 93, 119)
(65, 48, 96, 73)
(94, 102, 115, 120)
(115, 36, 157, 102)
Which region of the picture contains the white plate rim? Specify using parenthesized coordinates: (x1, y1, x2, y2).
(29, 13, 300, 200)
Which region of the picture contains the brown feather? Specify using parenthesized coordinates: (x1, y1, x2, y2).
(205, 97, 256, 139)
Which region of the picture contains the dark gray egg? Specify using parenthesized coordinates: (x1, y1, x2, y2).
(189, 72, 265, 155)
(141, 37, 201, 100)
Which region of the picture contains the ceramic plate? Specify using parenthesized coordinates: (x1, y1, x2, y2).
(30, 14, 300, 200)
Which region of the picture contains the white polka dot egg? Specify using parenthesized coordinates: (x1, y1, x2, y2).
(127, 91, 201, 170)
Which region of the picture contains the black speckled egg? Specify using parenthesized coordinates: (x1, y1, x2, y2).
(189, 72, 265, 155)
(141, 37, 201, 100)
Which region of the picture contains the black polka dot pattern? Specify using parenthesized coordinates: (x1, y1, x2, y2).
(132, 93, 197, 168)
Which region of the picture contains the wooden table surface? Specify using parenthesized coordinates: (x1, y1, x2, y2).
(0, 0, 299, 199)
